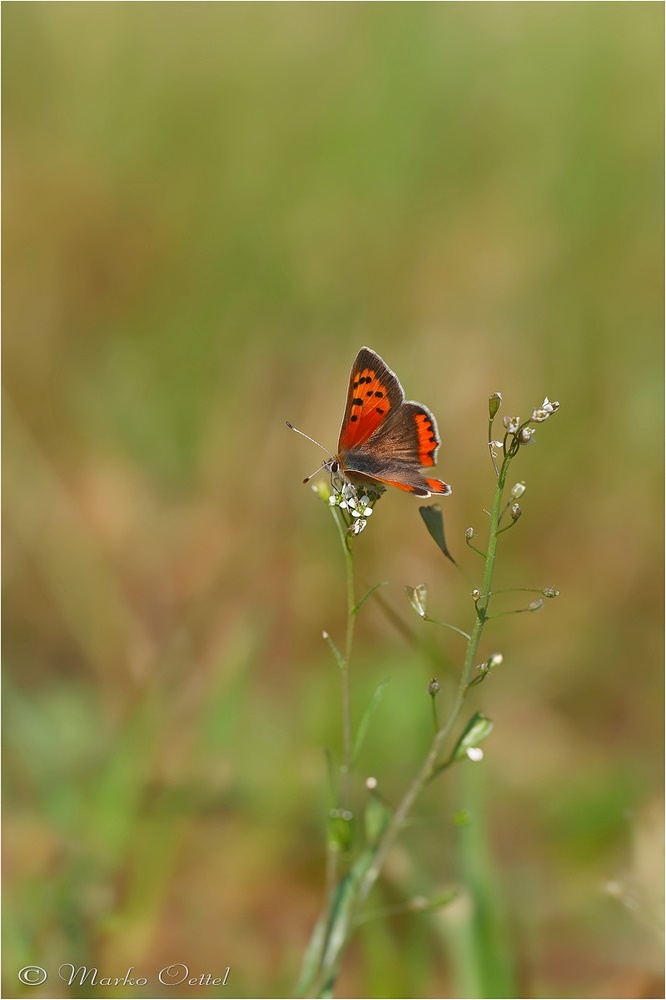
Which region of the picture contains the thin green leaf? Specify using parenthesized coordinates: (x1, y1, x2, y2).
(419, 504, 457, 564)
(352, 680, 389, 765)
(352, 581, 388, 616)
(452, 712, 494, 761)
(295, 909, 329, 996)
(419, 889, 459, 912)
(322, 630, 346, 671)
(319, 848, 377, 984)
(356, 888, 458, 925)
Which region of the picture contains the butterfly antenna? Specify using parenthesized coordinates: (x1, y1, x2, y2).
(302, 462, 327, 485)
(286, 422, 332, 485)
(285, 421, 332, 456)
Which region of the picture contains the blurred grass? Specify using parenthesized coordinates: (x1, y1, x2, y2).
(3, 4, 663, 998)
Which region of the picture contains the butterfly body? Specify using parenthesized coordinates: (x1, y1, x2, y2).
(324, 347, 452, 499)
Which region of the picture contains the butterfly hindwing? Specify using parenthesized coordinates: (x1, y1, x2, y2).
(376, 472, 452, 497)
(344, 455, 451, 497)
(341, 402, 450, 497)
(346, 401, 440, 467)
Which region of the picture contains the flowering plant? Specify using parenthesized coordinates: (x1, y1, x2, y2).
(296, 389, 560, 998)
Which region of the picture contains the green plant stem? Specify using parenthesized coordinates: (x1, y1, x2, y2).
(424, 615, 471, 641)
(319, 511, 356, 912)
(430, 694, 439, 734)
(312, 455, 514, 994)
(341, 531, 355, 806)
(328, 508, 356, 805)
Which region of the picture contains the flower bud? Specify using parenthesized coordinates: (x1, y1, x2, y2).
(487, 652, 503, 669)
(428, 678, 440, 697)
(510, 503, 522, 522)
(465, 527, 475, 539)
(528, 598, 544, 612)
(542, 587, 560, 599)
(471, 589, 480, 603)
(511, 482, 526, 499)
(488, 392, 503, 419)
(467, 662, 489, 687)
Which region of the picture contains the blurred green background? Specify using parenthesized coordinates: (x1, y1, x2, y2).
(3, 4, 663, 998)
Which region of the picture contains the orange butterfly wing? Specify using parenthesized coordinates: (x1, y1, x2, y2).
(337, 348, 404, 452)
(336, 348, 451, 498)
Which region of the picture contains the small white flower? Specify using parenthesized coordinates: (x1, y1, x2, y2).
(511, 482, 526, 499)
(487, 652, 503, 668)
(504, 416, 520, 434)
(532, 397, 560, 421)
(350, 518, 367, 535)
(489, 440, 503, 459)
(518, 426, 535, 444)
(466, 747, 484, 762)
(347, 495, 373, 518)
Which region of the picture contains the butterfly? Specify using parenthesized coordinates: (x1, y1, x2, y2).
(288, 347, 451, 499)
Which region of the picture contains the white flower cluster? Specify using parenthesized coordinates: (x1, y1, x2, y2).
(329, 483, 373, 534)
(499, 397, 560, 449)
(531, 396, 560, 422)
